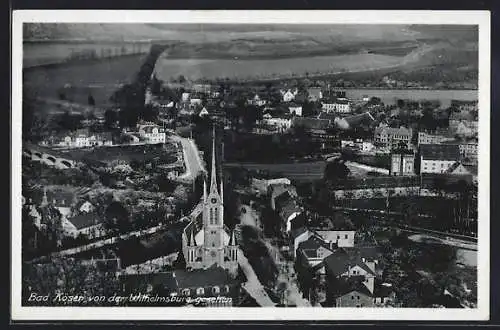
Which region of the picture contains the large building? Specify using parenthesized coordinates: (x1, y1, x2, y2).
(374, 126, 413, 150)
(419, 144, 461, 174)
(182, 129, 239, 275)
(417, 131, 450, 146)
(390, 150, 415, 176)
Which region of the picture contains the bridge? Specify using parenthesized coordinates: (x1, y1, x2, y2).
(23, 143, 77, 169)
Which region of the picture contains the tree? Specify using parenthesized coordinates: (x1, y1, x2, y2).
(324, 160, 350, 181)
(104, 109, 118, 129)
(104, 201, 131, 234)
(88, 93, 96, 106)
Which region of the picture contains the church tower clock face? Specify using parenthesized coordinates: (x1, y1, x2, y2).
(211, 197, 217, 204)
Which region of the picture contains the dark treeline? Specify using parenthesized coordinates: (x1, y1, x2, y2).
(110, 44, 171, 127)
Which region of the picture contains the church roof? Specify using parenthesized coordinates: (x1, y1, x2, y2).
(175, 265, 236, 288)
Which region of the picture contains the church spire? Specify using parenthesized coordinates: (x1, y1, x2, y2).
(210, 125, 218, 193)
(41, 187, 48, 207)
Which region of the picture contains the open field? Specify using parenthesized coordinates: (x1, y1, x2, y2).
(23, 55, 146, 106)
(23, 42, 151, 68)
(154, 53, 405, 81)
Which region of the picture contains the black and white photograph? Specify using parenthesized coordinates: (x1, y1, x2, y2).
(11, 10, 490, 321)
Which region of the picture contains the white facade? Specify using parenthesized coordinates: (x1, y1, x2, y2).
(289, 106, 303, 116)
(322, 102, 350, 113)
(138, 125, 166, 144)
(420, 158, 456, 174)
(315, 230, 355, 248)
(418, 132, 449, 146)
(282, 90, 297, 102)
(263, 116, 292, 132)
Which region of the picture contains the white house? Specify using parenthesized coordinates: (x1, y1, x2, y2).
(288, 103, 303, 116)
(137, 124, 166, 144)
(420, 144, 460, 174)
(282, 89, 297, 102)
(262, 114, 292, 132)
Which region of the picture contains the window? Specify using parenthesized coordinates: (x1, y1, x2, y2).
(212, 286, 220, 294)
(345, 234, 348, 239)
(196, 287, 205, 296)
(224, 285, 230, 294)
(210, 209, 213, 224)
(351, 296, 354, 300)
(182, 289, 190, 296)
(357, 296, 360, 300)
(337, 235, 340, 240)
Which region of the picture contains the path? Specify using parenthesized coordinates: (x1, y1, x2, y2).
(121, 252, 179, 275)
(238, 204, 311, 307)
(237, 248, 276, 307)
(28, 223, 168, 264)
(169, 134, 205, 181)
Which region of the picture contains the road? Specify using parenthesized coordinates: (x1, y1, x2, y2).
(28, 223, 168, 264)
(237, 248, 276, 307)
(239, 204, 312, 307)
(121, 252, 179, 275)
(169, 134, 206, 182)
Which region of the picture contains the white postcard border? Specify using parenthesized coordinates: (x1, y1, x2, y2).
(11, 10, 491, 321)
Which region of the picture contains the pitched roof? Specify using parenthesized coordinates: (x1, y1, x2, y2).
(174, 265, 235, 288)
(450, 111, 477, 122)
(324, 248, 376, 277)
(292, 117, 331, 130)
(420, 144, 460, 161)
(120, 272, 178, 292)
(331, 276, 373, 297)
(67, 212, 101, 229)
(374, 126, 412, 137)
(374, 281, 394, 298)
(291, 226, 309, 240)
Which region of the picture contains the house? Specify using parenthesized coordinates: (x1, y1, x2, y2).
(445, 161, 474, 176)
(296, 235, 335, 268)
(420, 144, 461, 174)
(324, 248, 378, 306)
(449, 111, 478, 134)
(64, 211, 106, 239)
(373, 282, 396, 306)
(77, 200, 95, 213)
(288, 102, 303, 116)
(275, 191, 303, 234)
(322, 99, 351, 113)
(248, 93, 268, 107)
(290, 226, 312, 259)
(269, 184, 298, 210)
(390, 149, 415, 176)
(330, 277, 375, 307)
(52, 129, 114, 149)
(417, 131, 450, 146)
(374, 126, 413, 150)
(181, 92, 190, 102)
(262, 114, 292, 132)
(119, 265, 239, 307)
(307, 88, 323, 102)
(292, 117, 331, 135)
(199, 107, 210, 117)
(137, 123, 166, 144)
(251, 178, 291, 195)
(281, 89, 297, 102)
(441, 138, 478, 161)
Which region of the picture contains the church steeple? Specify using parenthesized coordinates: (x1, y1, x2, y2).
(210, 125, 218, 194)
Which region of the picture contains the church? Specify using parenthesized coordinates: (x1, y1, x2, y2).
(181, 128, 239, 276)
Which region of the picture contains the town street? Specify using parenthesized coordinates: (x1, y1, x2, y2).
(169, 133, 206, 181)
(239, 204, 312, 307)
